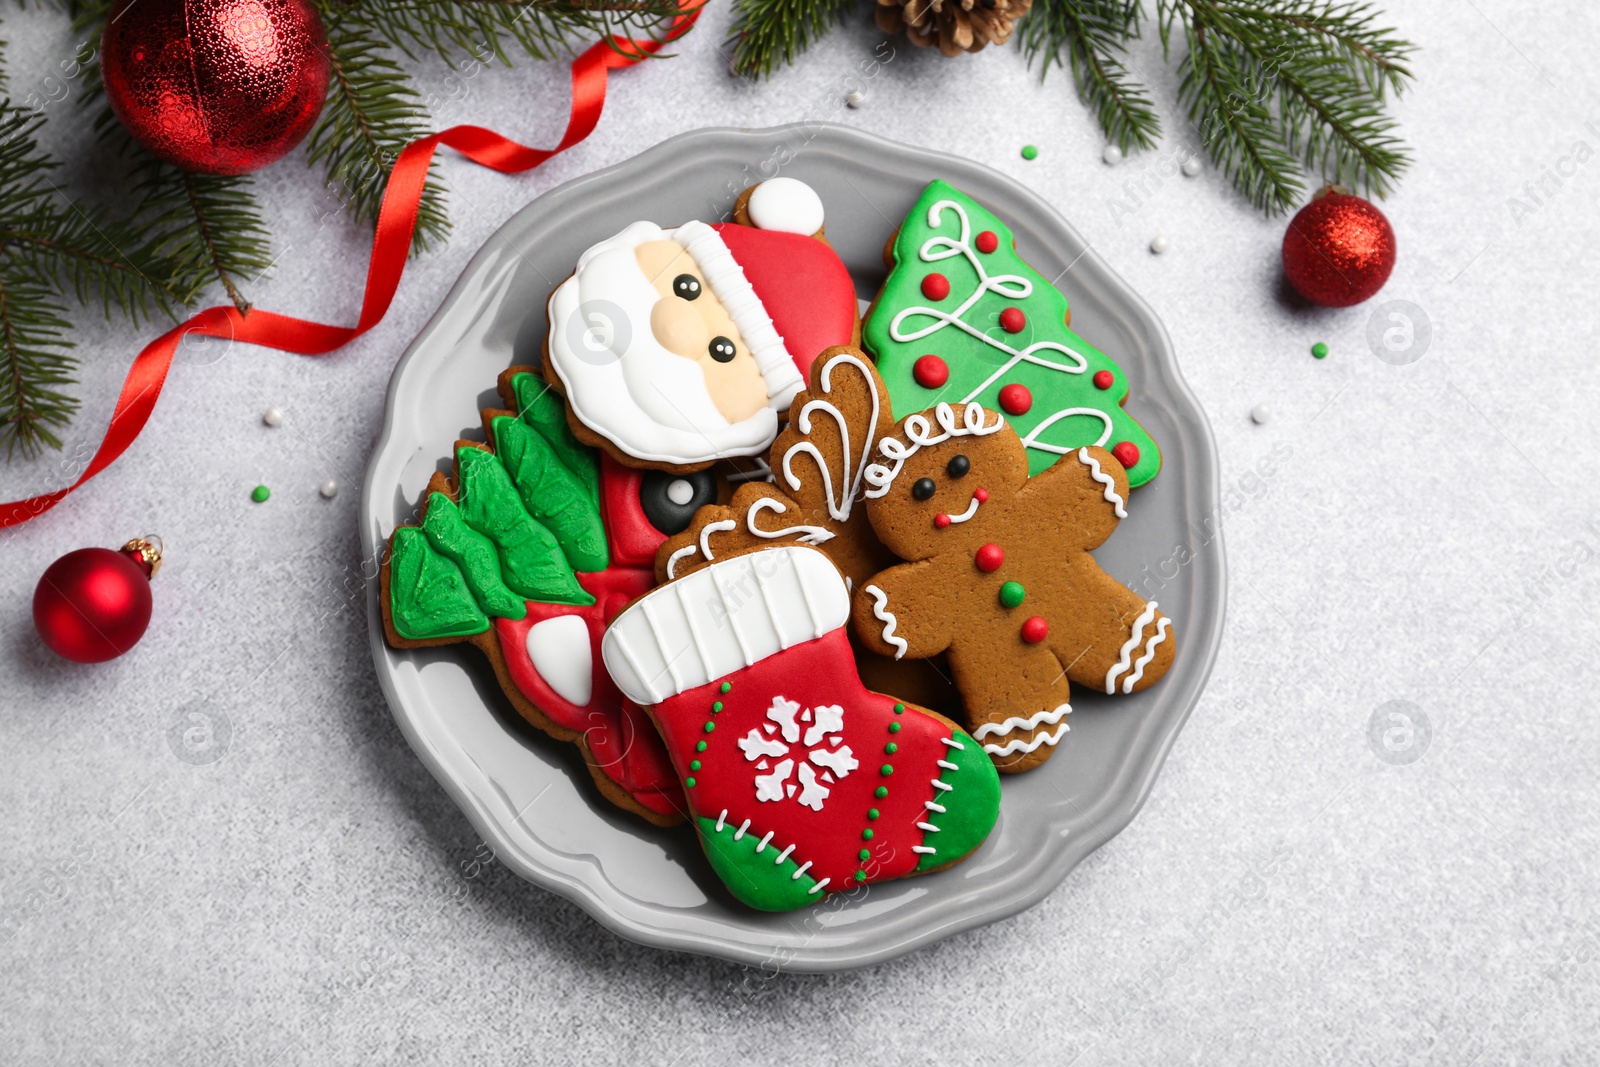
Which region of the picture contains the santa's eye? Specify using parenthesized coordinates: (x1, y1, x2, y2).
(639, 469, 717, 535)
(708, 336, 737, 363)
(673, 274, 702, 300)
(947, 454, 970, 478)
(911, 477, 937, 501)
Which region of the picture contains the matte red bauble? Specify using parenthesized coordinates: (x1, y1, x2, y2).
(33, 539, 163, 663)
(1281, 186, 1397, 308)
(100, 0, 331, 176)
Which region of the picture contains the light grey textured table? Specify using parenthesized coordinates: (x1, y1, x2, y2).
(3, 2, 1597, 1063)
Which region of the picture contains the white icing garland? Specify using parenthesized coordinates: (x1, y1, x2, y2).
(863, 402, 1004, 497)
(1122, 616, 1172, 693)
(1105, 601, 1160, 694)
(1076, 447, 1128, 518)
(970, 703, 1071, 740)
(862, 584, 907, 659)
(982, 721, 1070, 756)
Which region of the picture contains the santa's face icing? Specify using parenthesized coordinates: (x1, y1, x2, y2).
(634, 240, 768, 425)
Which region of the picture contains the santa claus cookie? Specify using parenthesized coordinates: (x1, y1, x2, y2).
(544, 178, 860, 473)
(381, 368, 700, 826)
(851, 402, 1177, 773)
(602, 546, 1001, 911)
(863, 180, 1163, 487)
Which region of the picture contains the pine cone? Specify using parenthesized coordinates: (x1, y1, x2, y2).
(876, 0, 1032, 57)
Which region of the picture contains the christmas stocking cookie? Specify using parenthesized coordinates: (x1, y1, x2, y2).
(850, 402, 1177, 773)
(863, 179, 1162, 486)
(602, 546, 1001, 911)
(544, 178, 860, 472)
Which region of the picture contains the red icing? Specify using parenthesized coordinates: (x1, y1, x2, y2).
(998, 383, 1032, 415)
(913, 354, 949, 389)
(1093, 370, 1114, 390)
(1112, 441, 1141, 469)
(921, 273, 951, 300)
(711, 223, 856, 380)
(601, 453, 665, 567)
(999, 307, 1026, 334)
(975, 230, 999, 254)
(975, 544, 1004, 572)
(974, 488, 989, 503)
(1021, 616, 1049, 644)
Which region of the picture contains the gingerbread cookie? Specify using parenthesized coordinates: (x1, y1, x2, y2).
(601, 545, 1001, 911)
(850, 402, 1176, 773)
(863, 180, 1162, 487)
(381, 368, 689, 825)
(544, 178, 860, 472)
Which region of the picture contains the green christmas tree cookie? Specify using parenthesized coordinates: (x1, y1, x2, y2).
(863, 179, 1161, 486)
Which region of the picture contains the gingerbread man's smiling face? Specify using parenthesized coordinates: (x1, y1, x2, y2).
(868, 417, 1030, 560)
(634, 240, 768, 425)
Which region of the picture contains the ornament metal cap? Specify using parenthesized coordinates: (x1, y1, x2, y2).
(121, 535, 164, 578)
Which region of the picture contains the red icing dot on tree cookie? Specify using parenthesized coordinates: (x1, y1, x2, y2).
(1093, 370, 1114, 390)
(975, 230, 999, 254)
(1112, 441, 1141, 469)
(1021, 616, 1049, 644)
(921, 273, 951, 300)
(998, 383, 1032, 415)
(912, 354, 949, 389)
(975, 544, 1004, 572)
(999, 307, 1026, 334)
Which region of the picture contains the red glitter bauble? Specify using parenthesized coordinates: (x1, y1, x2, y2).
(101, 0, 331, 176)
(33, 545, 158, 663)
(1281, 186, 1397, 308)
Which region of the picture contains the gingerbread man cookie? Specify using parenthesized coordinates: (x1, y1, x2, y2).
(850, 402, 1176, 772)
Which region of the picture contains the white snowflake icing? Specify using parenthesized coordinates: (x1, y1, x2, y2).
(739, 696, 858, 811)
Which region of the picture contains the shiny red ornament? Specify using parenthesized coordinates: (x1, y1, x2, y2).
(101, 0, 330, 176)
(33, 539, 163, 663)
(1281, 186, 1397, 308)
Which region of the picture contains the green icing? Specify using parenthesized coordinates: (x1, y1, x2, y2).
(492, 416, 608, 573)
(697, 816, 822, 912)
(915, 726, 1002, 873)
(510, 372, 600, 504)
(863, 179, 1162, 487)
(421, 492, 526, 619)
(388, 527, 489, 640)
(455, 447, 593, 607)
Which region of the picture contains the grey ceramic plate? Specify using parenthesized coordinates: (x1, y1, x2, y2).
(361, 123, 1225, 972)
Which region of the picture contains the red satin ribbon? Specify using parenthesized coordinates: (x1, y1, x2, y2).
(2, 9, 698, 528)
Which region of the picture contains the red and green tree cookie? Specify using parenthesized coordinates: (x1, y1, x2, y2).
(863, 179, 1161, 487)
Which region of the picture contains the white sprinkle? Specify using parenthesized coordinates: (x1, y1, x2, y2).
(846, 89, 866, 108)
(1150, 235, 1169, 254)
(1102, 144, 1123, 165)
(263, 406, 284, 427)
(1182, 155, 1202, 177)
(1250, 403, 1272, 425)
(319, 479, 339, 499)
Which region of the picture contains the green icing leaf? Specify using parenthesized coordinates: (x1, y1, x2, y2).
(389, 527, 489, 640)
(913, 728, 1001, 874)
(421, 492, 527, 620)
(456, 447, 594, 607)
(492, 416, 609, 573)
(510, 372, 600, 505)
(864, 179, 1162, 487)
(697, 816, 823, 912)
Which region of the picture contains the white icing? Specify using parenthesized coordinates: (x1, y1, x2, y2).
(746, 496, 834, 545)
(912, 845, 937, 855)
(1020, 408, 1113, 457)
(971, 704, 1071, 740)
(524, 616, 593, 707)
(1121, 616, 1172, 693)
(936, 759, 959, 771)
(664, 544, 699, 579)
(862, 584, 907, 660)
(1076, 447, 1128, 518)
(791, 861, 814, 880)
(808, 878, 830, 894)
(747, 177, 825, 236)
(698, 519, 736, 560)
(778, 352, 882, 522)
(930, 779, 953, 792)
(1105, 601, 1159, 694)
(942, 492, 983, 525)
(666, 478, 696, 505)
(939, 736, 964, 750)
(983, 721, 1070, 756)
(863, 402, 1004, 497)
(916, 821, 941, 833)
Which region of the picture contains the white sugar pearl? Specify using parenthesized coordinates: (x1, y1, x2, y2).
(1182, 156, 1202, 177)
(1149, 235, 1169, 254)
(665, 478, 695, 506)
(319, 479, 339, 499)
(1102, 144, 1123, 165)
(263, 406, 284, 427)
(1250, 404, 1271, 425)
(846, 90, 866, 108)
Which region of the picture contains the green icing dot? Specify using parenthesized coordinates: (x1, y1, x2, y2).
(861, 829, 874, 841)
(696, 741, 707, 752)
(712, 701, 724, 713)
(250, 485, 270, 503)
(1021, 144, 1038, 160)
(689, 760, 701, 771)
(880, 764, 894, 776)
(999, 581, 1026, 609)
(703, 721, 716, 733)
(858, 849, 871, 861)
(855, 870, 867, 882)
(884, 742, 898, 754)
(867, 808, 879, 820)
(875, 786, 888, 799)
(1312, 342, 1329, 359)
(685, 777, 697, 788)
(888, 722, 901, 733)
(720, 682, 732, 693)
(893, 704, 905, 714)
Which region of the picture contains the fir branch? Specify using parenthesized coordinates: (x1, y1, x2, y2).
(366, 0, 688, 67)
(0, 262, 75, 458)
(726, 0, 858, 79)
(1022, 0, 1160, 153)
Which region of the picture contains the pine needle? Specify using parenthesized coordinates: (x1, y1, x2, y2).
(1022, 0, 1161, 153)
(727, 0, 859, 79)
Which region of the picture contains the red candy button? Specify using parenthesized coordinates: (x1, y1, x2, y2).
(1112, 441, 1141, 469)
(934, 513, 952, 529)
(999, 307, 1026, 333)
(998, 383, 1032, 415)
(921, 273, 951, 300)
(975, 544, 1004, 572)
(975, 230, 999, 254)
(1093, 370, 1114, 390)
(913, 354, 949, 389)
(974, 488, 989, 503)
(1021, 616, 1049, 644)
